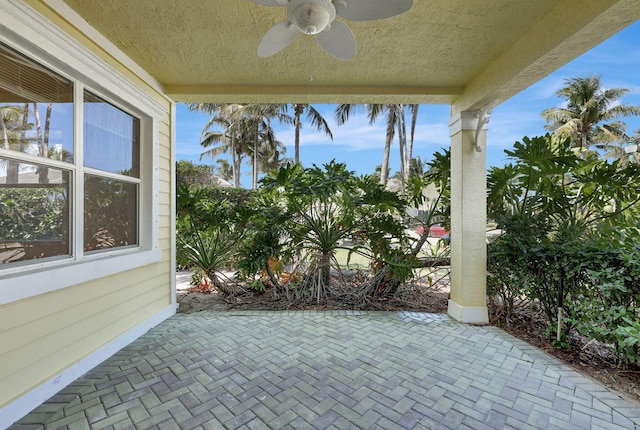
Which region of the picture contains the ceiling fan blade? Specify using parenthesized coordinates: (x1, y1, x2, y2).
(257, 21, 301, 57)
(247, 0, 288, 6)
(315, 20, 356, 60)
(335, 0, 413, 21)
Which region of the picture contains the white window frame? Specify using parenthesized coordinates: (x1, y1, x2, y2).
(0, 0, 167, 305)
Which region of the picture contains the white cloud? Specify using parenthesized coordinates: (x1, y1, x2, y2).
(488, 102, 548, 150)
(279, 115, 390, 151)
(522, 76, 565, 102)
(278, 106, 452, 154)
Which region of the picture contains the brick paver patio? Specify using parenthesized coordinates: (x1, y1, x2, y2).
(9, 311, 640, 429)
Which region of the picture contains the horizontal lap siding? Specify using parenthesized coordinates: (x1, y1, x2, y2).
(0, 262, 173, 405)
(0, 270, 169, 391)
(0, 78, 174, 409)
(158, 112, 173, 250)
(158, 124, 171, 158)
(158, 113, 173, 230)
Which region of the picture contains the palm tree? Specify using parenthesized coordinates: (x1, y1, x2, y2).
(256, 137, 288, 173)
(542, 75, 640, 156)
(0, 105, 23, 149)
(188, 103, 292, 189)
(407, 104, 420, 180)
(33, 102, 53, 183)
(291, 104, 333, 163)
(366, 104, 404, 187)
(620, 128, 640, 166)
(336, 103, 397, 181)
(0, 104, 32, 183)
(336, 104, 415, 188)
(188, 103, 245, 188)
(236, 104, 291, 189)
(391, 156, 426, 181)
(214, 159, 233, 181)
(396, 105, 407, 185)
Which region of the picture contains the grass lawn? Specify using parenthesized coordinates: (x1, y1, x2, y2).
(334, 247, 371, 269)
(333, 242, 450, 275)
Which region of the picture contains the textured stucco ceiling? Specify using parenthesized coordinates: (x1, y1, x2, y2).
(57, 0, 640, 107)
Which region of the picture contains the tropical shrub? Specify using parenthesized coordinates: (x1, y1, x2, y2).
(0, 187, 66, 241)
(177, 226, 241, 295)
(487, 134, 640, 362)
(176, 160, 216, 189)
(614, 318, 640, 363)
(235, 191, 292, 298)
(175, 181, 254, 293)
(255, 161, 410, 302)
(567, 230, 640, 363)
(363, 149, 452, 297)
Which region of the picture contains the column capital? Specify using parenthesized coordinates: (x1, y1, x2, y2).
(449, 109, 492, 134)
(449, 108, 492, 152)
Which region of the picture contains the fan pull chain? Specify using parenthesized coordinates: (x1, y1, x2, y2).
(307, 60, 313, 83)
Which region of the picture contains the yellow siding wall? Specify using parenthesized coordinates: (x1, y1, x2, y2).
(0, 124, 173, 408)
(0, 2, 174, 409)
(0, 262, 171, 405)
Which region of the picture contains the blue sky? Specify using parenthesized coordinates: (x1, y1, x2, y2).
(175, 20, 640, 187)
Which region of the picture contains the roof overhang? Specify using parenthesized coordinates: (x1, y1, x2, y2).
(34, 0, 640, 110)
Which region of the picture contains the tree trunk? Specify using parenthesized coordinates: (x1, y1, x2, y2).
(231, 131, 240, 188)
(360, 223, 449, 298)
(207, 269, 233, 296)
(319, 251, 331, 287)
(33, 103, 49, 183)
(380, 115, 394, 186)
(44, 103, 52, 150)
(411, 227, 432, 258)
(0, 112, 8, 150)
(294, 104, 303, 163)
(252, 123, 259, 189)
(398, 106, 407, 189)
(33, 103, 42, 155)
(41, 103, 52, 183)
(415, 256, 450, 267)
(264, 261, 283, 298)
(408, 104, 418, 165)
(0, 113, 19, 183)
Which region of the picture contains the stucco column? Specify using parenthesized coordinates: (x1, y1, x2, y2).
(447, 109, 489, 324)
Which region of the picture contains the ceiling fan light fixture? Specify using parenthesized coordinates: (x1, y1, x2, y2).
(287, 0, 336, 35)
(251, 0, 413, 59)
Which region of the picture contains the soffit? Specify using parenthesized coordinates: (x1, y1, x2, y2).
(57, 0, 640, 106)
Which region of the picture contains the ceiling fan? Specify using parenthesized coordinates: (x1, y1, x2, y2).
(248, 0, 414, 60)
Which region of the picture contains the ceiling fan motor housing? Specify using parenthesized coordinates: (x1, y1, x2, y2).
(287, 0, 336, 35)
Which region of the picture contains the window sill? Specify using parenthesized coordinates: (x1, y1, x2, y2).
(0, 248, 162, 305)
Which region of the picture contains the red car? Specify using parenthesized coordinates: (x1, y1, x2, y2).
(416, 225, 450, 238)
(429, 225, 449, 237)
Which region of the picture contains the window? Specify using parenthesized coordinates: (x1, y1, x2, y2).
(83, 91, 139, 177)
(84, 175, 137, 251)
(83, 92, 140, 252)
(0, 160, 71, 263)
(0, 5, 166, 304)
(0, 43, 141, 266)
(0, 43, 74, 265)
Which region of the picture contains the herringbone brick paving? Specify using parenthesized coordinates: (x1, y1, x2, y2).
(9, 311, 640, 429)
